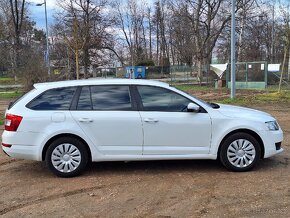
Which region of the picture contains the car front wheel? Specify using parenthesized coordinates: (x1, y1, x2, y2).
(220, 132, 261, 172)
(45, 137, 88, 177)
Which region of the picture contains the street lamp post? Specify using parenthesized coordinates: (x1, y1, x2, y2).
(36, 0, 50, 78)
(231, 0, 236, 98)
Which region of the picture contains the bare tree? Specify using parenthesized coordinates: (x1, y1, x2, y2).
(55, 0, 114, 78)
(153, 0, 169, 66)
(147, 6, 153, 60)
(168, 0, 256, 82)
(116, 0, 156, 66)
(9, 0, 25, 79)
(279, 2, 290, 91)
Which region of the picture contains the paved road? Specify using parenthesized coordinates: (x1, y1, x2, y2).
(0, 84, 23, 89)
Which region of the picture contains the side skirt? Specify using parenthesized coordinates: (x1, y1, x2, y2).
(91, 154, 217, 162)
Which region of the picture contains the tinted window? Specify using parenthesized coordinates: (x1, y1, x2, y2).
(9, 89, 35, 110)
(27, 87, 76, 110)
(90, 85, 132, 110)
(137, 86, 191, 112)
(77, 86, 92, 110)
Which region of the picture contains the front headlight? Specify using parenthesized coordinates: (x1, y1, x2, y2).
(265, 121, 279, 131)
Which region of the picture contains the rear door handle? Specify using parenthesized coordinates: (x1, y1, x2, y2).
(78, 118, 93, 123)
(144, 118, 159, 123)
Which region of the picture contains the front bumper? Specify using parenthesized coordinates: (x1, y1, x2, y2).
(259, 129, 284, 158)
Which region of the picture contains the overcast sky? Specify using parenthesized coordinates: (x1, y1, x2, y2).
(28, 0, 57, 29)
(27, 0, 287, 31)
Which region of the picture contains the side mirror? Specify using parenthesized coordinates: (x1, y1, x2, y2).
(187, 103, 200, 112)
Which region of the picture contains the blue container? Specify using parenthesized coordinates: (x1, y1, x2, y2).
(125, 66, 146, 79)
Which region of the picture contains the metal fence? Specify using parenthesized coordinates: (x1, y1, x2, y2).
(115, 65, 217, 85)
(226, 61, 267, 89)
(1, 62, 289, 90)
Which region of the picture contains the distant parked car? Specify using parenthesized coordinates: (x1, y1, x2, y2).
(2, 79, 283, 177)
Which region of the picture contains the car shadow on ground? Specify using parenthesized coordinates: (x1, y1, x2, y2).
(81, 158, 281, 176)
(15, 157, 283, 178)
(86, 159, 224, 174)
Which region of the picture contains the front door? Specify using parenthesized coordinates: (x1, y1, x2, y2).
(136, 85, 212, 155)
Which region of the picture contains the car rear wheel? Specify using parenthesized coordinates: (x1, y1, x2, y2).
(220, 132, 261, 172)
(45, 137, 88, 177)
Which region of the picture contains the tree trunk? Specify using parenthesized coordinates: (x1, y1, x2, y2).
(278, 46, 287, 92)
(83, 45, 89, 78)
(156, 21, 159, 65)
(148, 8, 152, 60)
(237, 15, 245, 62)
(75, 48, 79, 80)
(9, 0, 26, 81)
(288, 48, 290, 81)
(197, 59, 203, 84)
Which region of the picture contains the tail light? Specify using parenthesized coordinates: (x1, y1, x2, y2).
(5, 114, 23, 132)
(2, 143, 12, 148)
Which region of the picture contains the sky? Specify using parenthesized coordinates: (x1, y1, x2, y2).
(28, 0, 58, 30)
(27, 0, 154, 30)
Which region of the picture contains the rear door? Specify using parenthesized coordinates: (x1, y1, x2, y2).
(70, 85, 143, 155)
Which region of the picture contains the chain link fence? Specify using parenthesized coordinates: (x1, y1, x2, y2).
(1, 62, 289, 90)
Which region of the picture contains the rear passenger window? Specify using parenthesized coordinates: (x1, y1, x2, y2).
(90, 85, 132, 110)
(27, 87, 77, 110)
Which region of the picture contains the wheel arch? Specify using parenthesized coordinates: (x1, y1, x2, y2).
(42, 133, 92, 162)
(217, 129, 265, 159)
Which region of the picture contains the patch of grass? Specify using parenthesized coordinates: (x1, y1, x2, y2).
(0, 77, 15, 85)
(0, 77, 13, 82)
(174, 83, 290, 105)
(218, 91, 290, 105)
(255, 91, 290, 102)
(0, 91, 23, 99)
(0, 115, 3, 126)
(173, 84, 216, 92)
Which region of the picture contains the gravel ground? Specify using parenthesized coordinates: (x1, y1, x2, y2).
(0, 99, 289, 218)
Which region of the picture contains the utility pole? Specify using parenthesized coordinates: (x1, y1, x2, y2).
(231, 0, 236, 98)
(36, 0, 50, 78)
(271, 3, 275, 63)
(287, 3, 290, 81)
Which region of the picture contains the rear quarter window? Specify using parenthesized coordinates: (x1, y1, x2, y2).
(8, 89, 36, 110)
(26, 87, 77, 110)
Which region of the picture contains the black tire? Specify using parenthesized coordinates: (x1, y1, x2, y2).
(219, 132, 261, 172)
(45, 137, 88, 177)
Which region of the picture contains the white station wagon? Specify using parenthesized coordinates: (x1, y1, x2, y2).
(2, 79, 283, 177)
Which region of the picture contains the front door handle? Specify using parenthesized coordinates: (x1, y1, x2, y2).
(78, 118, 93, 123)
(144, 118, 159, 123)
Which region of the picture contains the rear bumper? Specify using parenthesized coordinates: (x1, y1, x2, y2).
(2, 145, 40, 161)
(2, 148, 10, 157)
(1, 131, 45, 161)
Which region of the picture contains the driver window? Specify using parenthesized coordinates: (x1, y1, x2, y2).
(137, 86, 191, 112)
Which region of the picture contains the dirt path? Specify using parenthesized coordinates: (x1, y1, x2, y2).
(0, 99, 290, 217)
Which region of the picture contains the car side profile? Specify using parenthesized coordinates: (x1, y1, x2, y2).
(1, 79, 283, 177)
